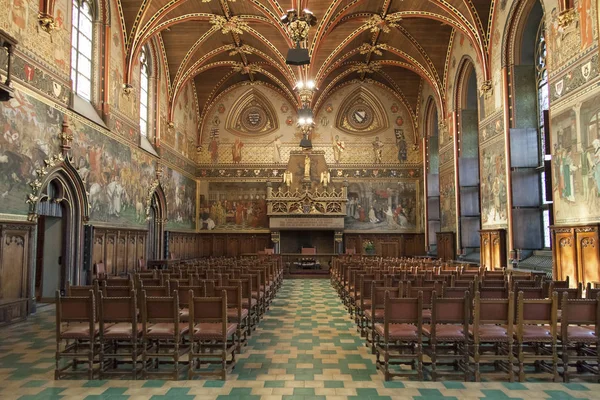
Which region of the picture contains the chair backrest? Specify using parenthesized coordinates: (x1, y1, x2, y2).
(56, 290, 96, 324)
(67, 281, 99, 297)
(99, 289, 136, 326)
(94, 262, 106, 278)
(229, 278, 252, 301)
(141, 290, 179, 324)
(552, 285, 582, 309)
(431, 290, 470, 325)
(561, 294, 600, 340)
(102, 285, 133, 298)
(474, 290, 514, 326)
(586, 283, 600, 299)
(189, 290, 228, 338)
(138, 257, 146, 271)
(406, 283, 437, 308)
(372, 285, 402, 308)
(442, 281, 472, 298)
(385, 290, 422, 325)
(518, 287, 546, 299)
(177, 285, 205, 307)
(516, 290, 557, 325)
(479, 286, 509, 299)
(215, 284, 242, 309)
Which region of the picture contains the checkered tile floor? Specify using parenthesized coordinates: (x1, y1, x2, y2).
(0, 279, 599, 399)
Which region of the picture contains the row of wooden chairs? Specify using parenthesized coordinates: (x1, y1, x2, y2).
(371, 289, 599, 383)
(56, 262, 282, 380)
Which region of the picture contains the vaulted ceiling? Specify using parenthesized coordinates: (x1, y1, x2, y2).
(117, 0, 493, 134)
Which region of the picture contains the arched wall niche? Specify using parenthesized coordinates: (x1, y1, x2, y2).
(146, 182, 167, 260)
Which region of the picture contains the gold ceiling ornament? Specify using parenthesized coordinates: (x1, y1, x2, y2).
(350, 62, 382, 74)
(231, 62, 264, 75)
(480, 80, 493, 99)
(557, 8, 577, 29)
(358, 43, 388, 56)
(210, 15, 248, 35)
(225, 44, 253, 56)
(363, 14, 401, 34)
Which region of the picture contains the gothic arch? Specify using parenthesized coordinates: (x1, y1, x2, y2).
(27, 154, 90, 287)
(146, 181, 167, 260)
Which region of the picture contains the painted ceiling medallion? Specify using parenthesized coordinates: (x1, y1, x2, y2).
(226, 88, 279, 136)
(335, 87, 389, 135)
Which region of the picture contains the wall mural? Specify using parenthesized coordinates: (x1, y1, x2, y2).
(0, 90, 61, 215)
(199, 182, 268, 231)
(480, 137, 508, 227)
(162, 168, 196, 230)
(551, 90, 600, 224)
(70, 118, 157, 226)
(440, 170, 456, 231)
(344, 181, 419, 232)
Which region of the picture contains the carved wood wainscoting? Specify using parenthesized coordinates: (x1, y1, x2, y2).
(436, 232, 456, 261)
(480, 229, 507, 270)
(167, 232, 272, 258)
(344, 234, 426, 257)
(91, 227, 148, 277)
(552, 224, 600, 288)
(0, 221, 34, 325)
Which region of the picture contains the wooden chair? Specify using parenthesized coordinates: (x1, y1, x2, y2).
(514, 291, 559, 382)
(358, 279, 385, 337)
(587, 283, 600, 299)
(55, 290, 97, 380)
(470, 291, 515, 381)
(366, 284, 402, 354)
(141, 290, 188, 380)
(93, 262, 106, 281)
(188, 290, 237, 380)
(229, 278, 258, 334)
(423, 291, 471, 381)
(374, 291, 423, 381)
(216, 284, 248, 351)
(559, 293, 600, 382)
(406, 283, 438, 323)
(98, 289, 141, 379)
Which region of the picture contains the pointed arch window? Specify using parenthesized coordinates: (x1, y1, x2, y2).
(536, 20, 552, 248)
(139, 47, 150, 137)
(71, 0, 94, 101)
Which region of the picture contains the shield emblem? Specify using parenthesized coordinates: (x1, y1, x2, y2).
(353, 110, 367, 124)
(248, 112, 261, 125)
(555, 80, 564, 97)
(53, 82, 62, 97)
(582, 62, 592, 81)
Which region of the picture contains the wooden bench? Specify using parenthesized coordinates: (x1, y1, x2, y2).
(0, 298, 28, 325)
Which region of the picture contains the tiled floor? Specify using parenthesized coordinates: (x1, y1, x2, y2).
(0, 279, 599, 399)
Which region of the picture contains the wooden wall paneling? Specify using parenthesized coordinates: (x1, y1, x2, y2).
(92, 231, 105, 271)
(480, 231, 492, 269)
(127, 234, 136, 273)
(436, 232, 456, 261)
(381, 241, 398, 258)
(116, 234, 127, 275)
(0, 225, 30, 299)
(576, 227, 600, 287)
(200, 236, 212, 257)
(552, 227, 577, 282)
(0, 222, 32, 325)
(137, 234, 145, 266)
(227, 236, 240, 257)
(256, 235, 270, 252)
(240, 236, 254, 254)
(213, 235, 225, 257)
(105, 232, 117, 275)
(345, 236, 359, 253)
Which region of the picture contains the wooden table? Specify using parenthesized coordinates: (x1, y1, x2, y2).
(147, 259, 181, 270)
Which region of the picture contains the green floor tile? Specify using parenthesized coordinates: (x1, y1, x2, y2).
(264, 381, 286, 388)
(324, 381, 344, 388)
(141, 380, 166, 388)
(204, 380, 226, 388)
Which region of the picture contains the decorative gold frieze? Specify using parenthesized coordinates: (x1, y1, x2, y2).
(267, 186, 347, 216)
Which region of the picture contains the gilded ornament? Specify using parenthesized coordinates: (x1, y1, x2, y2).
(37, 13, 57, 34)
(480, 80, 493, 99)
(358, 43, 388, 56)
(557, 8, 577, 29)
(363, 15, 401, 34)
(210, 15, 248, 35)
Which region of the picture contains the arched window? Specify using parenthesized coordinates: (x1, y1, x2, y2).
(139, 47, 150, 137)
(536, 20, 552, 248)
(71, 0, 93, 101)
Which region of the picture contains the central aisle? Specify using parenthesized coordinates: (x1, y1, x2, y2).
(0, 279, 596, 398)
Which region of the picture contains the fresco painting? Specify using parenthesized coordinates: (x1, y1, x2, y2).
(70, 118, 157, 226)
(163, 168, 196, 230)
(0, 91, 61, 215)
(440, 171, 456, 231)
(551, 92, 600, 224)
(480, 138, 508, 227)
(199, 183, 268, 231)
(345, 181, 418, 232)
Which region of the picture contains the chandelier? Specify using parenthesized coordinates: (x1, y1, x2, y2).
(295, 79, 316, 105)
(295, 79, 316, 149)
(281, 8, 317, 66)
